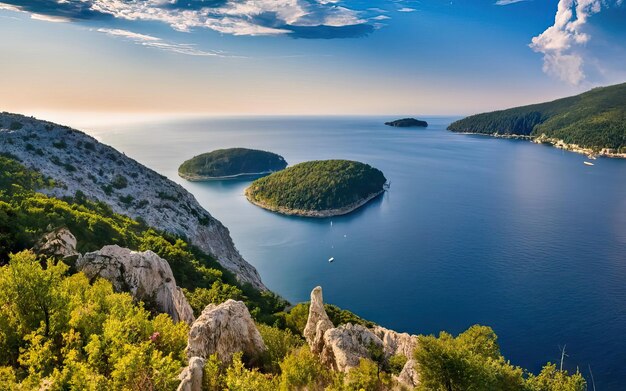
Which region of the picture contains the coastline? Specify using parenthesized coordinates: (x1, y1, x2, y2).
(532, 134, 626, 159)
(244, 188, 385, 218)
(178, 170, 275, 181)
(452, 131, 626, 158)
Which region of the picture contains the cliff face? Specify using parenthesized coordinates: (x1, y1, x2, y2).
(0, 112, 265, 290)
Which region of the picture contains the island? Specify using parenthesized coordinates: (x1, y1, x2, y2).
(447, 82, 626, 157)
(385, 118, 428, 128)
(245, 159, 387, 217)
(178, 148, 288, 180)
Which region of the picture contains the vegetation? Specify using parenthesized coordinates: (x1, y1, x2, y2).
(246, 160, 387, 213)
(0, 155, 588, 390)
(448, 82, 626, 152)
(415, 325, 586, 391)
(178, 148, 287, 179)
(0, 155, 285, 322)
(385, 118, 428, 127)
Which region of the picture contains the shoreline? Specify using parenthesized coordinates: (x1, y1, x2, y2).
(244, 188, 385, 218)
(178, 170, 275, 181)
(452, 131, 626, 159)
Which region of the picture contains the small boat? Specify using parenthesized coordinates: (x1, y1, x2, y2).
(584, 161, 594, 166)
(328, 257, 334, 263)
(587, 155, 597, 160)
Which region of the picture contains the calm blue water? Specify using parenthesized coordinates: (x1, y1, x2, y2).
(87, 116, 626, 388)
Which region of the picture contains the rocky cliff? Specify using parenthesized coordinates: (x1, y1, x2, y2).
(0, 112, 265, 290)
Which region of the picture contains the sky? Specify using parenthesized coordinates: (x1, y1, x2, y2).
(0, 0, 625, 118)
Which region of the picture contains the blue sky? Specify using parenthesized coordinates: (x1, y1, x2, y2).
(0, 0, 624, 116)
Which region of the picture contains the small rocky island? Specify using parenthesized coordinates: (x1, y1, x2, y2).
(385, 118, 428, 128)
(178, 148, 287, 181)
(245, 159, 387, 217)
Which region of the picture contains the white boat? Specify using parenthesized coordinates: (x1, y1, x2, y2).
(584, 161, 594, 166)
(328, 257, 334, 263)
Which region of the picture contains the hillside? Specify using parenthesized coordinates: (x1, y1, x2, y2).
(447, 82, 626, 155)
(0, 112, 265, 289)
(179, 148, 287, 180)
(245, 160, 387, 217)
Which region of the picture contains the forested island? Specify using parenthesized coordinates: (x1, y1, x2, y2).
(385, 118, 428, 127)
(178, 148, 287, 180)
(448, 82, 626, 157)
(0, 113, 587, 390)
(245, 160, 387, 217)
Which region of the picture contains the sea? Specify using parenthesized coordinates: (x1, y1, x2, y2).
(85, 116, 626, 388)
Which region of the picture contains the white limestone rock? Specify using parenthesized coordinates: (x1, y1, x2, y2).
(321, 323, 384, 372)
(77, 245, 195, 324)
(303, 286, 334, 354)
(176, 356, 205, 391)
(185, 299, 266, 364)
(33, 227, 79, 260)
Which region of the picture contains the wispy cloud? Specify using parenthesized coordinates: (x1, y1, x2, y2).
(96, 28, 231, 57)
(0, 0, 375, 39)
(495, 0, 528, 5)
(398, 7, 416, 12)
(529, 0, 623, 85)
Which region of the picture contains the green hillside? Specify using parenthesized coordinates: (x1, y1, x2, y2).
(245, 160, 386, 214)
(179, 148, 287, 179)
(448, 82, 626, 152)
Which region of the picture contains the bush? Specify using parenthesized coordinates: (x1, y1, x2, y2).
(257, 324, 303, 373)
(9, 121, 23, 130)
(111, 174, 128, 189)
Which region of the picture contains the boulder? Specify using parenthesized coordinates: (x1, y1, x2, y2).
(77, 245, 194, 324)
(396, 359, 421, 389)
(176, 356, 205, 391)
(33, 227, 79, 260)
(303, 286, 334, 354)
(321, 323, 384, 372)
(185, 299, 266, 364)
(372, 326, 419, 359)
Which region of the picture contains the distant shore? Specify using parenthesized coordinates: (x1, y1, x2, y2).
(455, 132, 626, 159)
(244, 189, 385, 218)
(178, 171, 275, 181)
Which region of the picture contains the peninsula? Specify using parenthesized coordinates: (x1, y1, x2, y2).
(447, 82, 626, 158)
(178, 148, 287, 180)
(245, 159, 387, 217)
(385, 118, 428, 128)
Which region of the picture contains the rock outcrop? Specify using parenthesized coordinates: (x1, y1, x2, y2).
(0, 112, 265, 290)
(176, 356, 205, 391)
(372, 326, 419, 359)
(77, 245, 195, 324)
(303, 286, 421, 388)
(321, 323, 383, 372)
(178, 300, 266, 391)
(397, 359, 421, 389)
(185, 299, 266, 364)
(32, 227, 79, 261)
(303, 286, 334, 354)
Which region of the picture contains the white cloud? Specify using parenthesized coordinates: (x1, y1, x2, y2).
(30, 13, 72, 23)
(495, 0, 528, 5)
(0, 0, 373, 38)
(398, 7, 416, 12)
(530, 0, 622, 85)
(96, 28, 230, 57)
(371, 15, 391, 21)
